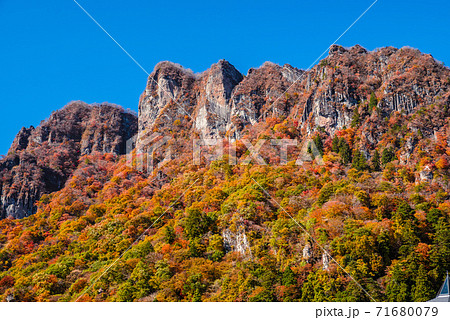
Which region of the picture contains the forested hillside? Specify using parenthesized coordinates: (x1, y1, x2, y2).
(0, 45, 449, 301)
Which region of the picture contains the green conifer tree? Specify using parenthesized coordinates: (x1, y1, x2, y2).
(351, 108, 361, 128)
(358, 152, 368, 171)
(371, 149, 381, 171)
(339, 138, 352, 164)
(381, 147, 396, 165)
(369, 92, 378, 110)
(282, 266, 296, 286)
(332, 136, 340, 153)
(413, 265, 433, 302)
(352, 150, 361, 169)
(313, 135, 324, 156)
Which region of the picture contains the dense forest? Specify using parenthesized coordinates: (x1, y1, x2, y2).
(1, 111, 449, 301)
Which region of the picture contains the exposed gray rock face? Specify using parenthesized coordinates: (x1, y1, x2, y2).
(419, 165, 434, 182)
(222, 228, 252, 258)
(195, 60, 243, 138)
(299, 45, 450, 138)
(138, 61, 196, 134)
(10, 127, 34, 151)
(381, 93, 417, 114)
(0, 102, 138, 220)
(138, 60, 303, 141)
(302, 242, 313, 261)
(1, 187, 38, 220)
(322, 252, 330, 271)
(138, 45, 449, 146)
(228, 62, 303, 139)
(399, 137, 418, 165)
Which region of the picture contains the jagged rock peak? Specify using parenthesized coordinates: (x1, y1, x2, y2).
(328, 44, 369, 56)
(139, 60, 245, 138)
(202, 59, 244, 101)
(152, 61, 196, 77)
(248, 61, 283, 74)
(328, 44, 348, 55)
(349, 44, 368, 55)
(1, 101, 138, 220)
(210, 59, 239, 71)
(10, 126, 34, 151)
(192, 60, 244, 138)
(148, 59, 301, 86)
(206, 59, 243, 83)
(246, 61, 303, 80)
(144, 61, 196, 95)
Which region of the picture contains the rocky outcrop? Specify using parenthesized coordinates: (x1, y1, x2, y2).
(194, 60, 243, 138)
(0, 102, 138, 219)
(228, 62, 302, 139)
(222, 227, 252, 258)
(299, 45, 450, 136)
(322, 252, 330, 271)
(302, 242, 313, 261)
(10, 127, 34, 151)
(138, 61, 196, 134)
(138, 60, 303, 141)
(138, 45, 450, 143)
(419, 165, 434, 182)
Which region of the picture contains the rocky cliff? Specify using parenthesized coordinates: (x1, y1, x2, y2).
(0, 102, 137, 219)
(138, 60, 303, 140)
(2, 44, 450, 220)
(297, 45, 450, 134)
(138, 45, 450, 141)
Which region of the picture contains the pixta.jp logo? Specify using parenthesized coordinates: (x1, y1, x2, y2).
(126, 133, 323, 174)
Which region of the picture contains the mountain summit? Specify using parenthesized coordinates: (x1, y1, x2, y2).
(139, 45, 449, 140)
(0, 102, 137, 219)
(0, 45, 450, 302)
(2, 45, 450, 220)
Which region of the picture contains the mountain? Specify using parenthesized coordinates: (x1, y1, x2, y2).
(0, 102, 137, 219)
(139, 45, 449, 140)
(138, 59, 302, 140)
(0, 45, 449, 302)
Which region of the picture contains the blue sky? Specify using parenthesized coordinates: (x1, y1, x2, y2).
(1, 0, 449, 155)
